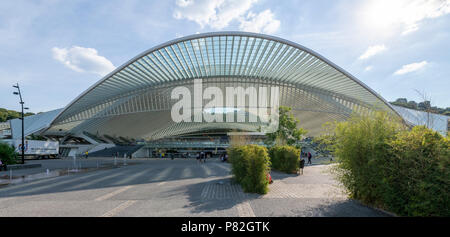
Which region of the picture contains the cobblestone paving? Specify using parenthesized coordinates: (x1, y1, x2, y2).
(201, 182, 247, 200)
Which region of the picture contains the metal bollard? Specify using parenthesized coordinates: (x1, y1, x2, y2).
(73, 156, 77, 171)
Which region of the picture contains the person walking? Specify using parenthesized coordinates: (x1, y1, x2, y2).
(298, 152, 305, 175)
(0, 159, 7, 171)
(307, 152, 312, 165)
(200, 151, 205, 163)
(85, 151, 89, 159)
(196, 152, 201, 164)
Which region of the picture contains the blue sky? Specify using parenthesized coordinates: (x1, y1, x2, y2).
(1, 0, 449, 113)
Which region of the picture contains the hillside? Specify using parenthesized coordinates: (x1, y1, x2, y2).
(390, 98, 450, 116)
(0, 108, 35, 122)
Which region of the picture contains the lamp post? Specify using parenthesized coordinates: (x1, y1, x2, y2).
(13, 83, 28, 164)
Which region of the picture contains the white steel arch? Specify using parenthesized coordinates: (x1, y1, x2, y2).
(44, 32, 402, 140)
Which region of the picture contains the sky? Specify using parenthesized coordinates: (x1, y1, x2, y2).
(0, 0, 449, 113)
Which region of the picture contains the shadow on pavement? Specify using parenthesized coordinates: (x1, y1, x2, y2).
(171, 177, 261, 214)
(0, 159, 231, 199)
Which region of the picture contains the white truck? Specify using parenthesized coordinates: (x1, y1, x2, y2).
(3, 139, 59, 159)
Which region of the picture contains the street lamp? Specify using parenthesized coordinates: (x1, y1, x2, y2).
(13, 83, 27, 164)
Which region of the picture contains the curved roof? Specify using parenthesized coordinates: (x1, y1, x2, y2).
(45, 31, 401, 139)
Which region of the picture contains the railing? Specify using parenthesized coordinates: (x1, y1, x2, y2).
(144, 140, 265, 148)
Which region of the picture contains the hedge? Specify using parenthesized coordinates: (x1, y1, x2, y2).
(0, 142, 18, 164)
(386, 126, 449, 216)
(269, 145, 300, 173)
(228, 144, 271, 194)
(332, 112, 450, 216)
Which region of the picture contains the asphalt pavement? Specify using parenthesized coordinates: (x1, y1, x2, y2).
(0, 158, 389, 217)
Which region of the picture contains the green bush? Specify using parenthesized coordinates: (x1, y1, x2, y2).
(333, 112, 401, 206)
(332, 112, 450, 216)
(0, 142, 18, 164)
(269, 145, 300, 173)
(386, 126, 449, 216)
(228, 144, 271, 194)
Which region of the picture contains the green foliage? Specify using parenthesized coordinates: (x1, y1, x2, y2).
(386, 126, 449, 216)
(0, 142, 18, 164)
(28, 134, 47, 141)
(228, 144, 271, 194)
(331, 112, 450, 216)
(390, 98, 450, 115)
(332, 112, 403, 206)
(313, 122, 336, 154)
(0, 108, 35, 122)
(264, 106, 307, 146)
(269, 145, 300, 173)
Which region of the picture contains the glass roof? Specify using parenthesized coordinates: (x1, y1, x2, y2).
(44, 32, 401, 139)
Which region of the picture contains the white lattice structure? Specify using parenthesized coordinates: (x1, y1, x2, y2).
(38, 32, 401, 140)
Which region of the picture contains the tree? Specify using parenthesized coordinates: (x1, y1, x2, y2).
(313, 122, 336, 154)
(0, 108, 35, 122)
(263, 106, 307, 146)
(407, 101, 418, 110)
(0, 142, 18, 164)
(389, 96, 450, 116)
(395, 98, 408, 104)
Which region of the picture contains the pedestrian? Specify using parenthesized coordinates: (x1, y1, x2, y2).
(196, 153, 201, 163)
(307, 152, 312, 165)
(200, 151, 205, 163)
(85, 151, 89, 159)
(298, 152, 305, 175)
(0, 159, 7, 171)
(299, 157, 305, 175)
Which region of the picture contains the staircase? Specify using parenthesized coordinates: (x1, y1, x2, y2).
(88, 145, 144, 157)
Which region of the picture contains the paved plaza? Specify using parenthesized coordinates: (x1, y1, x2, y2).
(0, 158, 388, 217)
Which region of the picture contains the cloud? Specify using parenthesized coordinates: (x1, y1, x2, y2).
(239, 10, 280, 34)
(394, 61, 428, 75)
(52, 46, 116, 76)
(173, 0, 280, 33)
(174, 0, 257, 29)
(399, 0, 450, 35)
(364, 66, 373, 71)
(358, 44, 387, 60)
(363, 0, 450, 35)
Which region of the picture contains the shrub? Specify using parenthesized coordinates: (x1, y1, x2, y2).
(386, 126, 449, 216)
(331, 112, 450, 216)
(0, 142, 18, 164)
(228, 144, 271, 194)
(269, 145, 300, 173)
(332, 112, 402, 206)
